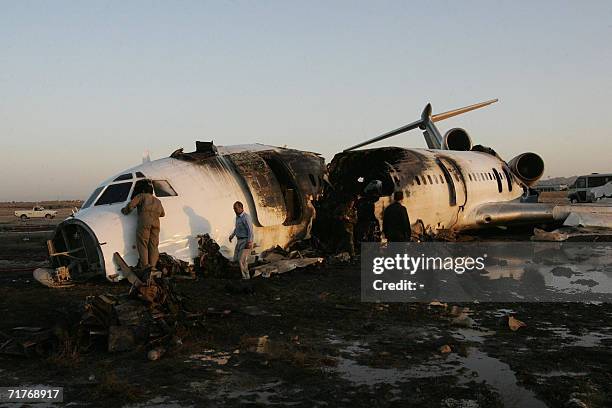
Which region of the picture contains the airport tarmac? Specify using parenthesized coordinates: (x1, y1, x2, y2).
(0, 197, 610, 407)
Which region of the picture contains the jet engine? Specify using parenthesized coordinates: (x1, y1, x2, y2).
(508, 152, 544, 186)
(443, 128, 472, 151)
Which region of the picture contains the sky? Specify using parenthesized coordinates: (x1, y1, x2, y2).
(1, 1, 611, 201)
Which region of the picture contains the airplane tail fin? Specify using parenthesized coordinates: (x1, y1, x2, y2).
(344, 98, 498, 151)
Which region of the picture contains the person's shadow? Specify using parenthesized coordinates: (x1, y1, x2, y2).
(183, 206, 211, 256)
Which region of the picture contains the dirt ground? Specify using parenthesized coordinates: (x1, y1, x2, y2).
(0, 200, 610, 408)
(537, 191, 570, 205)
(0, 201, 79, 230)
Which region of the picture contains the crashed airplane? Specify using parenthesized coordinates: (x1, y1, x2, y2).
(42, 99, 611, 283)
(47, 142, 325, 281)
(314, 99, 612, 247)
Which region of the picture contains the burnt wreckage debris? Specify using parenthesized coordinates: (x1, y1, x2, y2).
(82, 265, 195, 354)
(196, 233, 229, 277)
(2, 256, 200, 359)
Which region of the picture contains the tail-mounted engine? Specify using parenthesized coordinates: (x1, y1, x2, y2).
(508, 152, 544, 186)
(443, 128, 472, 151)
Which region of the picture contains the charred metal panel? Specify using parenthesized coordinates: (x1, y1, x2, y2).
(227, 151, 288, 227)
(327, 147, 430, 197)
(257, 149, 326, 224)
(259, 150, 325, 196)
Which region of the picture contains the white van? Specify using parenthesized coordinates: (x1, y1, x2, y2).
(568, 173, 612, 203)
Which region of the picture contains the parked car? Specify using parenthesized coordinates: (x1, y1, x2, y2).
(14, 206, 58, 220)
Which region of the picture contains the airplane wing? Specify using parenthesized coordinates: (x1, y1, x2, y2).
(463, 202, 612, 229)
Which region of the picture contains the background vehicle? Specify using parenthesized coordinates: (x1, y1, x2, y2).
(589, 181, 612, 202)
(567, 173, 612, 203)
(14, 206, 58, 220)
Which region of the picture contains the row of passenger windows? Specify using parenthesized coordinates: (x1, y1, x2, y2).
(467, 171, 504, 182)
(82, 178, 178, 209)
(412, 169, 509, 186)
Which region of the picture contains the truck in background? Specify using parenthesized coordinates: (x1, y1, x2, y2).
(14, 206, 58, 220)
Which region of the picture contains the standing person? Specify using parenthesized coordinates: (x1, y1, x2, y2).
(334, 196, 357, 258)
(121, 182, 165, 269)
(355, 180, 382, 243)
(383, 191, 411, 242)
(229, 201, 254, 279)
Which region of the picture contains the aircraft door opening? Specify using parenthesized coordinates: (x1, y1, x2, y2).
(227, 152, 288, 227)
(492, 168, 503, 193)
(435, 158, 457, 206)
(262, 157, 303, 225)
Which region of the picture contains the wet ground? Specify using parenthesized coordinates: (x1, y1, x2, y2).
(0, 227, 611, 407)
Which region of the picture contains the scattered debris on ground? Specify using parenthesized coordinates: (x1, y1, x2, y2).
(196, 234, 229, 277)
(532, 226, 612, 241)
(157, 253, 195, 279)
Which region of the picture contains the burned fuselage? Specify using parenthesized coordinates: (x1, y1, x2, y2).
(313, 145, 541, 247)
(50, 143, 326, 281)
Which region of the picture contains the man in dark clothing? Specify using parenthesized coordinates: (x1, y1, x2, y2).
(383, 191, 411, 242)
(355, 195, 380, 243)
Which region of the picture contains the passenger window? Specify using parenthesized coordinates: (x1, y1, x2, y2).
(153, 180, 178, 197)
(83, 186, 104, 209)
(468, 174, 472, 181)
(588, 177, 606, 188)
(95, 183, 132, 206)
(439, 175, 444, 184)
(415, 176, 421, 185)
(427, 175, 433, 184)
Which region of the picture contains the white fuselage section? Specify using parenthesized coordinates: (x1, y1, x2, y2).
(69, 145, 320, 280)
(374, 149, 524, 231)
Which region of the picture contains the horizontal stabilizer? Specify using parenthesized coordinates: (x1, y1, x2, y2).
(344, 98, 499, 151)
(431, 99, 498, 122)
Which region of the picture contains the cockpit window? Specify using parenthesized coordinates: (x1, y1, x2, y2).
(95, 182, 133, 206)
(136, 172, 146, 178)
(82, 186, 104, 209)
(113, 173, 133, 181)
(153, 180, 178, 197)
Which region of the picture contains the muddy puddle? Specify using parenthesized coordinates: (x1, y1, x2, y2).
(326, 328, 548, 407)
